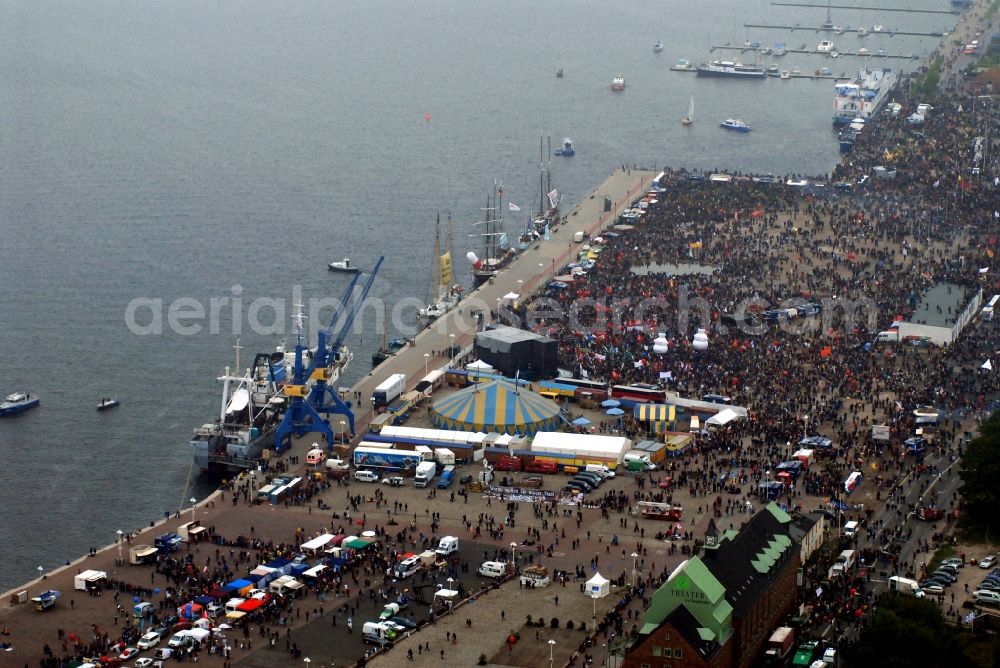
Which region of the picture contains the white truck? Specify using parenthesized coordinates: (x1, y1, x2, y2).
(519, 564, 551, 588)
(74, 570, 107, 591)
(889, 575, 925, 597)
(435, 536, 459, 557)
(414, 461, 437, 488)
(434, 448, 456, 466)
(373, 373, 407, 408)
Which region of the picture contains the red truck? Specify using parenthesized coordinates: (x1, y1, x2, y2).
(525, 460, 558, 474)
(493, 455, 523, 472)
(763, 626, 794, 664)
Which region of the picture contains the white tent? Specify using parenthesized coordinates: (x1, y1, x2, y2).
(585, 572, 610, 599)
(705, 408, 739, 428)
(531, 432, 631, 463)
(501, 292, 521, 302)
(466, 360, 495, 371)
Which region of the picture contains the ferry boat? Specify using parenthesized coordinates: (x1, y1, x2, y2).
(817, 40, 835, 52)
(695, 60, 766, 78)
(328, 258, 359, 273)
(611, 75, 625, 90)
(0, 392, 39, 416)
(720, 118, 752, 132)
(832, 67, 897, 126)
(554, 138, 575, 156)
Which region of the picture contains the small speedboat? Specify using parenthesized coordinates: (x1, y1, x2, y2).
(97, 398, 120, 412)
(653, 41, 664, 52)
(611, 74, 625, 90)
(765, 64, 780, 77)
(0, 392, 39, 417)
(780, 70, 791, 79)
(720, 118, 752, 132)
(817, 40, 835, 52)
(328, 258, 360, 273)
(556, 68, 564, 78)
(857, 26, 868, 36)
(554, 138, 575, 156)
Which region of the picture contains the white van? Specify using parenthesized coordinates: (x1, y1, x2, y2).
(436, 536, 459, 557)
(478, 561, 507, 578)
(573, 230, 585, 243)
(354, 469, 379, 483)
(585, 464, 615, 478)
(843, 521, 859, 538)
(875, 331, 900, 343)
(362, 621, 394, 645)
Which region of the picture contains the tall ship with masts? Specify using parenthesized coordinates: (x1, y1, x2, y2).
(467, 180, 514, 286)
(532, 136, 562, 235)
(419, 214, 462, 321)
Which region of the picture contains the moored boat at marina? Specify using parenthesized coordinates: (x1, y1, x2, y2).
(695, 60, 765, 78)
(817, 40, 835, 52)
(0, 392, 39, 416)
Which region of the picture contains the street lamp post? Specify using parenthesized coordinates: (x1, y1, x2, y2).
(190, 497, 197, 523)
(510, 542, 517, 569)
(339, 420, 347, 445)
(630, 552, 639, 588)
(449, 333, 456, 358)
(548, 639, 556, 668)
(117, 529, 124, 565)
(424, 352, 430, 376)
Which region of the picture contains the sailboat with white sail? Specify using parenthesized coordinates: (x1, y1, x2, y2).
(682, 97, 694, 126)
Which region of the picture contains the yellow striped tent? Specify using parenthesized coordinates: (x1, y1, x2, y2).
(431, 380, 561, 436)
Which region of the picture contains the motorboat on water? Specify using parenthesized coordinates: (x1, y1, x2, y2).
(674, 58, 693, 70)
(765, 64, 780, 77)
(817, 40, 835, 52)
(858, 47, 869, 56)
(556, 68, 564, 78)
(780, 71, 791, 79)
(328, 258, 359, 273)
(720, 118, 752, 132)
(554, 138, 575, 156)
(611, 75, 625, 90)
(681, 97, 694, 126)
(0, 392, 39, 416)
(653, 41, 664, 52)
(872, 25, 885, 33)
(96, 398, 120, 412)
(773, 43, 787, 56)
(857, 26, 868, 36)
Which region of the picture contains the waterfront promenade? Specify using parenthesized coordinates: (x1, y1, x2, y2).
(343, 167, 655, 437)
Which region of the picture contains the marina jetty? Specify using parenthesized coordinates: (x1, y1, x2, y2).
(6, 4, 1000, 667)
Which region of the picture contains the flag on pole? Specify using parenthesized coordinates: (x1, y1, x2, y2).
(508, 202, 521, 212)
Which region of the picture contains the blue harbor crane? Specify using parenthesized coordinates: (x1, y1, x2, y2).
(274, 256, 384, 450)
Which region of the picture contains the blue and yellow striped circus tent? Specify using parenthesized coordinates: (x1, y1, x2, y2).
(431, 380, 561, 436)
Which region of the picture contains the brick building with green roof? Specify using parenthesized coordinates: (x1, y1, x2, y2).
(623, 503, 809, 668)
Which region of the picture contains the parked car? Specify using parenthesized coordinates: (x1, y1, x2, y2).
(153, 648, 173, 661)
(382, 476, 405, 487)
(564, 481, 588, 493)
(980, 555, 997, 569)
(118, 648, 140, 661)
(135, 659, 154, 668)
(941, 558, 965, 569)
(974, 589, 1000, 605)
(921, 584, 945, 596)
(136, 632, 161, 650)
(389, 616, 417, 630)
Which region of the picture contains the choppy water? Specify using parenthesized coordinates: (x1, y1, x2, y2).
(0, 0, 953, 590)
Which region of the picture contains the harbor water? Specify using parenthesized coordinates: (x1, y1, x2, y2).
(0, 0, 954, 590)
